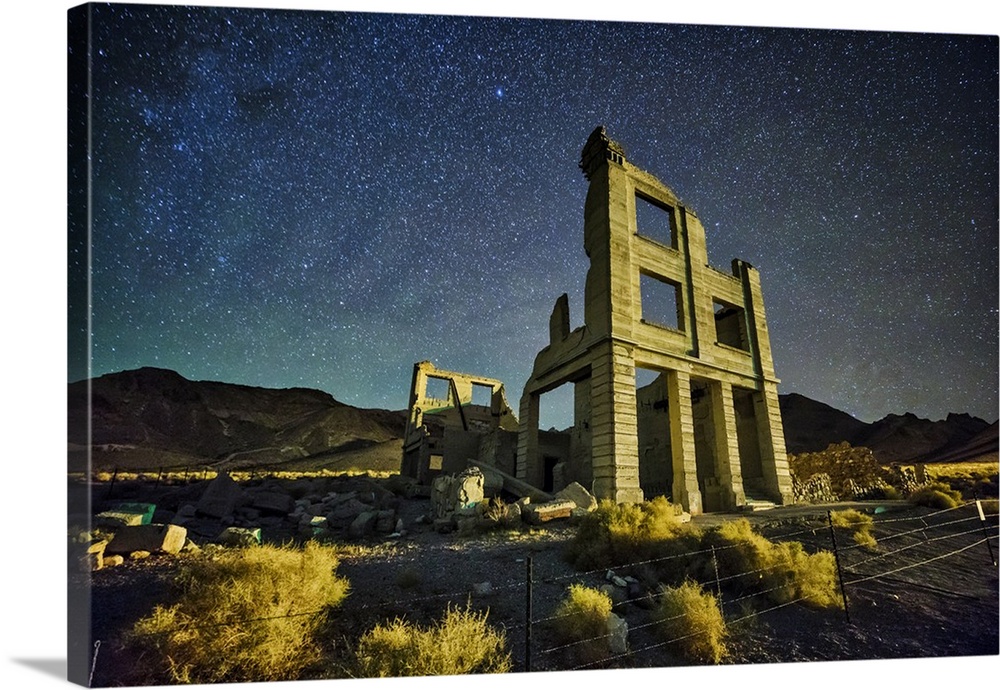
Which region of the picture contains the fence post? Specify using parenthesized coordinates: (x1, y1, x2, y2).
(105, 467, 118, 499)
(827, 511, 851, 624)
(525, 556, 533, 673)
(711, 545, 724, 616)
(973, 492, 997, 567)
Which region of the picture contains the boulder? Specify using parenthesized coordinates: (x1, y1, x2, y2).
(375, 510, 396, 533)
(384, 474, 420, 496)
(348, 511, 378, 538)
(76, 539, 108, 572)
(103, 555, 124, 567)
(217, 527, 261, 547)
(608, 613, 629, 655)
(249, 491, 294, 515)
(555, 482, 598, 512)
(106, 524, 188, 555)
(327, 498, 370, 523)
(197, 472, 245, 519)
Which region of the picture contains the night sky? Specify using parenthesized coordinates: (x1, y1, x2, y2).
(71, 1, 999, 425)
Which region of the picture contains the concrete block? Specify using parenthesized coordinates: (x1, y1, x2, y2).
(524, 499, 575, 524)
(555, 482, 598, 512)
(106, 524, 188, 555)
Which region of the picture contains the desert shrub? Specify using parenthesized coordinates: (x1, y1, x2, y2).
(830, 509, 878, 550)
(548, 584, 614, 663)
(563, 497, 702, 578)
(908, 482, 963, 510)
(655, 581, 727, 664)
(701, 519, 840, 608)
(353, 604, 511, 677)
(129, 541, 349, 684)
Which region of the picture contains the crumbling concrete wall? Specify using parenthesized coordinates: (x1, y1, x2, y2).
(401, 361, 518, 484)
(516, 127, 793, 514)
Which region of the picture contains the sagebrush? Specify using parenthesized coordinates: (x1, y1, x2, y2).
(908, 482, 964, 510)
(830, 508, 878, 550)
(353, 604, 511, 676)
(549, 584, 614, 664)
(129, 541, 349, 684)
(656, 581, 727, 664)
(701, 518, 841, 608)
(563, 496, 701, 579)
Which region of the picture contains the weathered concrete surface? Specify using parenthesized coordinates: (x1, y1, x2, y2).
(401, 361, 519, 483)
(106, 524, 187, 555)
(516, 127, 794, 514)
(555, 481, 598, 512)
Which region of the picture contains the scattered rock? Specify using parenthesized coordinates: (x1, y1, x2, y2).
(248, 490, 294, 515)
(524, 499, 575, 524)
(217, 526, 262, 547)
(328, 498, 370, 522)
(349, 511, 378, 538)
(103, 555, 124, 568)
(197, 472, 245, 519)
(129, 550, 151, 560)
(608, 613, 629, 655)
(555, 482, 598, 512)
(376, 510, 396, 533)
(76, 539, 108, 572)
(106, 524, 188, 556)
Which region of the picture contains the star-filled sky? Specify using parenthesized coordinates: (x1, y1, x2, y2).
(70, 1, 998, 426)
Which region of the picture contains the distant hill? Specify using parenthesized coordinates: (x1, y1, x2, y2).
(68, 367, 996, 473)
(780, 393, 995, 464)
(68, 367, 406, 472)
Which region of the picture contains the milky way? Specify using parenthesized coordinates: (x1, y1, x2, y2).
(69, 2, 999, 425)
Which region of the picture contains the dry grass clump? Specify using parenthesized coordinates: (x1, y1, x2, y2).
(129, 541, 349, 684)
(353, 604, 511, 677)
(549, 584, 614, 664)
(655, 581, 727, 664)
(563, 497, 701, 576)
(830, 508, 878, 550)
(908, 482, 963, 510)
(702, 519, 840, 608)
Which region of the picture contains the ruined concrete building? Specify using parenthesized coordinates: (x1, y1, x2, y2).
(401, 128, 794, 514)
(401, 361, 519, 484)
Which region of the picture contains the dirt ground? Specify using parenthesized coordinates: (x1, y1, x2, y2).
(72, 478, 999, 686)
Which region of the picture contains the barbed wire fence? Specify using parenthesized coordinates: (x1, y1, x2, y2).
(85, 498, 998, 682)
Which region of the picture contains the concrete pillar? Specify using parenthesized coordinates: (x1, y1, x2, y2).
(709, 381, 746, 510)
(590, 342, 644, 503)
(752, 381, 794, 504)
(516, 391, 541, 487)
(667, 370, 702, 514)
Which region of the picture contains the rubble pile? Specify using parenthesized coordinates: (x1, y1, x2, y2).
(72, 468, 603, 572)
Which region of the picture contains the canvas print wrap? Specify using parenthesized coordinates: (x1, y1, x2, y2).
(67, 2, 999, 687)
